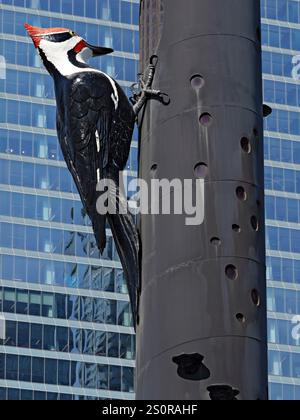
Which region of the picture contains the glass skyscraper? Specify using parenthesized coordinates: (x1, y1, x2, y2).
(1, 0, 300, 402)
(0, 0, 139, 400)
(262, 0, 300, 401)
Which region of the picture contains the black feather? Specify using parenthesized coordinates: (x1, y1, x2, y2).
(55, 71, 138, 327)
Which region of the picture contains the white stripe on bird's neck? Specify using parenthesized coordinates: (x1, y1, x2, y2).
(40, 36, 119, 110)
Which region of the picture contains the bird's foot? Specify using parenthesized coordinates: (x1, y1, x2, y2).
(130, 55, 170, 116)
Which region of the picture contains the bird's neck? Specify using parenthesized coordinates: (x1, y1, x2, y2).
(47, 52, 95, 78)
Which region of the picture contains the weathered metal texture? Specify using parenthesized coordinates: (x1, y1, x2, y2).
(137, 0, 268, 400)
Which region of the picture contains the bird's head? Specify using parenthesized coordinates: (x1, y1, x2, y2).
(24, 23, 114, 77)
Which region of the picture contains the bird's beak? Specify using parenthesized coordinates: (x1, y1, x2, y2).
(86, 43, 114, 57)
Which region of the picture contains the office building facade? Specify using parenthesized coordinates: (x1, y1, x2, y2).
(1, 0, 300, 401)
(262, 0, 300, 400)
(0, 0, 139, 400)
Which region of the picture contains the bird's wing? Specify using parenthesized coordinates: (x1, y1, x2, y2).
(69, 73, 114, 174)
(57, 73, 115, 251)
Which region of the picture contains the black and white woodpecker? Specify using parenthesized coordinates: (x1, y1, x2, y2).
(25, 24, 161, 327)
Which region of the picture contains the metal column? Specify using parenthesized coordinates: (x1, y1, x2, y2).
(137, 0, 268, 400)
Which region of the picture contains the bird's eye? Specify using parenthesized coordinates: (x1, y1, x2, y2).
(70, 31, 76, 36)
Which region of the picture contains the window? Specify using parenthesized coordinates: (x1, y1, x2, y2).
(5, 321, 16, 347)
(42, 293, 54, 317)
(16, 290, 28, 314)
(31, 324, 43, 350)
(7, 388, 19, 400)
(17, 322, 29, 348)
(45, 358, 57, 385)
(95, 331, 107, 357)
(44, 325, 55, 351)
(81, 296, 93, 322)
(269, 351, 282, 376)
(84, 363, 96, 389)
(21, 390, 33, 400)
(3, 288, 16, 313)
(107, 332, 119, 358)
(19, 356, 31, 382)
(120, 334, 134, 360)
(109, 366, 121, 391)
(97, 365, 108, 390)
(102, 268, 114, 292)
(5, 354, 18, 381)
(47, 392, 59, 401)
(70, 328, 82, 354)
(82, 330, 94, 355)
(118, 301, 132, 327)
(29, 291, 41, 316)
(270, 383, 283, 401)
(58, 360, 70, 386)
(122, 367, 134, 393)
(55, 294, 66, 319)
(0, 354, 5, 379)
(293, 354, 300, 379)
(34, 391, 46, 401)
(60, 393, 72, 400)
(32, 357, 44, 383)
(56, 326, 69, 352)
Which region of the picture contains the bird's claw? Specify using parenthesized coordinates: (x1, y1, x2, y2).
(131, 55, 170, 116)
(145, 88, 160, 96)
(144, 89, 170, 105)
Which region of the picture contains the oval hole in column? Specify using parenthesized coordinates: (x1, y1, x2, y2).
(232, 224, 241, 233)
(236, 313, 246, 324)
(225, 265, 238, 280)
(210, 237, 221, 247)
(251, 289, 261, 307)
(190, 74, 205, 90)
(150, 163, 158, 178)
(251, 216, 259, 231)
(194, 162, 208, 178)
(236, 186, 247, 201)
(241, 137, 251, 154)
(199, 113, 213, 127)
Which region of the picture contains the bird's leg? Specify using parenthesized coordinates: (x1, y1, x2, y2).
(130, 55, 170, 116)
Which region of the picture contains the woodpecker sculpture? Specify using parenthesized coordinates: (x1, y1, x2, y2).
(25, 24, 162, 327)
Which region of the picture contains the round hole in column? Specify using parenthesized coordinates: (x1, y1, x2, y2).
(236, 186, 247, 201)
(256, 200, 261, 208)
(251, 289, 261, 307)
(241, 137, 252, 154)
(225, 265, 238, 280)
(232, 224, 241, 233)
(199, 113, 213, 127)
(251, 216, 259, 231)
(236, 313, 246, 324)
(190, 74, 205, 90)
(210, 237, 221, 247)
(194, 162, 208, 178)
(150, 163, 158, 177)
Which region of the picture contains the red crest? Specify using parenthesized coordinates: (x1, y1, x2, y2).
(24, 23, 69, 48)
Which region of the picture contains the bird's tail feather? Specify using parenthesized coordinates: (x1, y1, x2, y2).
(92, 212, 107, 254)
(107, 182, 140, 329)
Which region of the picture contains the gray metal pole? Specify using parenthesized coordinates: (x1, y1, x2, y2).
(136, 0, 268, 400)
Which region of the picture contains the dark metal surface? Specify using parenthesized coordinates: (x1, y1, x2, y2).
(137, 0, 268, 400)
